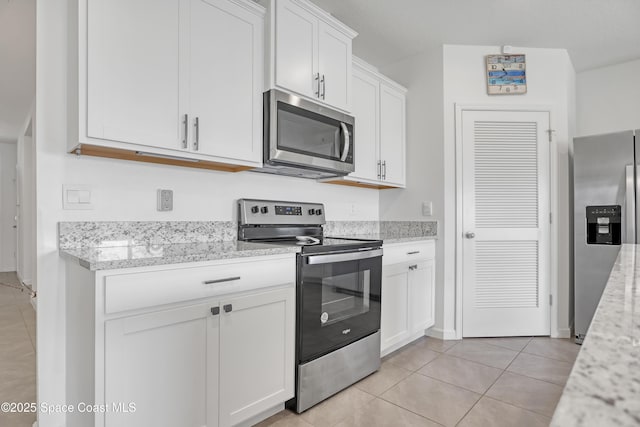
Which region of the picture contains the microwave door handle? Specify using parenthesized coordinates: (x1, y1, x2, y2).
(340, 123, 350, 162)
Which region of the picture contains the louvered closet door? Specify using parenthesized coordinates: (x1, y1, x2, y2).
(461, 110, 550, 337)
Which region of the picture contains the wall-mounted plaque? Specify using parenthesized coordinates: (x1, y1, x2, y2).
(486, 54, 526, 95)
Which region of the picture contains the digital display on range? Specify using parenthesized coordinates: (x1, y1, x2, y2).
(275, 205, 302, 216)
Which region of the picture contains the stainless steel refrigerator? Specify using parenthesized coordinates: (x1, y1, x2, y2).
(573, 130, 638, 344)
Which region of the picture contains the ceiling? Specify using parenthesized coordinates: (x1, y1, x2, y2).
(312, 0, 640, 72)
(0, 0, 35, 144)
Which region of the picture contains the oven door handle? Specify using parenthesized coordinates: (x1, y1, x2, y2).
(305, 248, 383, 265)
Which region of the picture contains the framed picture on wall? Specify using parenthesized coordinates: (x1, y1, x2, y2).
(486, 54, 527, 95)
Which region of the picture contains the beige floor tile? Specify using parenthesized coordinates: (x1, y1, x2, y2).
(465, 337, 532, 352)
(0, 410, 37, 427)
(444, 341, 518, 369)
(507, 352, 573, 386)
(522, 337, 580, 363)
(457, 396, 550, 427)
(385, 344, 440, 371)
(0, 305, 27, 331)
(355, 360, 411, 396)
(19, 304, 36, 327)
(412, 336, 461, 353)
(417, 354, 502, 394)
(300, 386, 375, 426)
(335, 398, 441, 427)
(254, 410, 313, 427)
(486, 372, 563, 417)
(381, 374, 480, 426)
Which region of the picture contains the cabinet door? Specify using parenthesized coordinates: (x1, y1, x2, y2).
(380, 263, 411, 352)
(87, 0, 183, 150)
(318, 21, 351, 111)
(219, 287, 295, 427)
(104, 303, 219, 427)
(409, 259, 435, 334)
(351, 67, 380, 181)
(189, 0, 263, 163)
(275, 0, 318, 100)
(379, 83, 406, 186)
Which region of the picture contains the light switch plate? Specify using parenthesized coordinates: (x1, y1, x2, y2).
(63, 185, 94, 210)
(422, 201, 432, 217)
(157, 189, 173, 211)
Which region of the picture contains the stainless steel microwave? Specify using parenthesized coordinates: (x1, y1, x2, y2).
(258, 89, 355, 179)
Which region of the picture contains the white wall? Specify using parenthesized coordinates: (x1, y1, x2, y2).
(576, 59, 640, 137)
(0, 141, 17, 272)
(442, 45, 575, 339)
(37, 1, 379, 423)
(380, 47, 446, 335)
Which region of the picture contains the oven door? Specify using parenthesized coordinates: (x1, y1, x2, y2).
(298, 248, 382, 362)
(265, 89, 355, 175)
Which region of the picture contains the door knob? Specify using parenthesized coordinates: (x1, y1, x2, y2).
(465, 232, 476, 239)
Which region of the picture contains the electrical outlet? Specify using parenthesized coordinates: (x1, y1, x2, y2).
(422, 201, 432, 217)
(157, 189, 173, 211)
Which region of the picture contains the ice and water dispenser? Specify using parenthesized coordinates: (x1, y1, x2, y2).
(586, 205, 621, 245)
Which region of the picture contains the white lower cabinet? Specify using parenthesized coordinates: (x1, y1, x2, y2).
(380, 241, 435, 356)
(219, 288, 295, 426)
(105, 303, 218, 427)
(65, 254, 295, 427)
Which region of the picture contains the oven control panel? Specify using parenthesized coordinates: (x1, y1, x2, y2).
(238, 199, 326, 225)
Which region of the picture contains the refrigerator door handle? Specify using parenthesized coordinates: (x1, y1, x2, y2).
(625, 164, 636, 244)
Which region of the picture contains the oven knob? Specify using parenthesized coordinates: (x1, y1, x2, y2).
(251, 205, 259, 214)
(308, 209, 315, 215)
(261, 206, 269, 214)
(315, 209, 322, 215)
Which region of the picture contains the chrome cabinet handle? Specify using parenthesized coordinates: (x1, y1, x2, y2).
(382, 161, 387, 180)
(223, 304, 233, 313)
(203, 276, 240, 285)
(465, 232, 476, 239)
(377, 161, 381, 179)
(211, 307, 220, 316)
(193, 117, 199, 151)
(182, 114, 188, 149)
(321, 74, 326, 99)
(314, 73, 320, 97)
(340, 123, 350, 161)
(407, 251, 420, 255)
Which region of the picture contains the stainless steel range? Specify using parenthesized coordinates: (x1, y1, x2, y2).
(238, 199, 382, 413)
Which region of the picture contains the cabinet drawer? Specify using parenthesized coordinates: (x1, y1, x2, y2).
(383, 240, 435, 265)
(104, 256, 295, 314)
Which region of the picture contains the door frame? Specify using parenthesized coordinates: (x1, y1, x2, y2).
(454, 104, 558, 338)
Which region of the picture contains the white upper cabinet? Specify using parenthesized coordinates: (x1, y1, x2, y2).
(74, 0, 265, 170)
(188, 0, 264, 162)
(321, 57, 406, 189)
(379, 82, 406, 186)
(86, 0, 182, 150)
(274, 0, 318, 98)
(264, 0, 356, 112)
(351, 68, 380, 182)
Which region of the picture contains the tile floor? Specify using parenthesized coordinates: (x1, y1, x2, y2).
(256, 335, 580, 427)
(0, 272, 37, 427)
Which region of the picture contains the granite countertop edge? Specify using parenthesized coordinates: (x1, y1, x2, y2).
(550, 244, 640, 427)
(59, 242, 302, 271)
(60, 234, 437, 271)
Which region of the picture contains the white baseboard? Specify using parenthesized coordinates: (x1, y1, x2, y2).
(552, 328, 572, 339)
(30, 296, 37, 311)
(427, 327, 458, 340)
(236, 403, 283, 427)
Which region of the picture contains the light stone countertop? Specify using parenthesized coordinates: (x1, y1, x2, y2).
(60, 240, 301, 271)
(551, 244, 640, 426)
